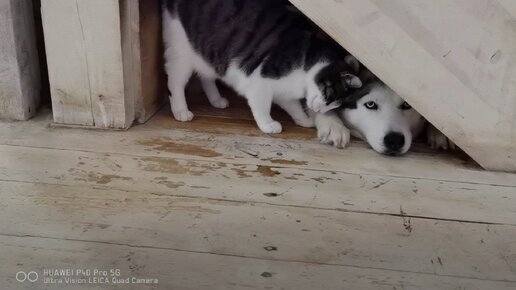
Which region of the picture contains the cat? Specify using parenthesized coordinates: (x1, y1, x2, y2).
(162, 0, 362, 133)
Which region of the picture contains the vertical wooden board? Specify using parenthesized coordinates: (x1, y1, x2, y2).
(120, 0, 138, 127)
(119, 0, 164, 125)
(41, 0, 93, 126)
(42, 0, 131, 129)
(289, 0, 516, 172)
(137, 0, 165, 123)
(0, 0, 40, 120)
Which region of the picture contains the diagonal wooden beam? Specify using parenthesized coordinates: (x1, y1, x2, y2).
(289, 0, 516, 172)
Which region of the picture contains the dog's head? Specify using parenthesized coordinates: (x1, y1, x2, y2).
(307, 56, 362, 114)
(340, 80, 426, 155)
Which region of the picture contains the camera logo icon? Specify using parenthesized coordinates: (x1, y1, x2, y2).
(16, 271, 38, 282)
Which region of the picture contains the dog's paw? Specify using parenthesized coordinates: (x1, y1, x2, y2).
(318, 122, 350, 148)
(427, 125, 456, 150)
(258, 121, 283, 134)
(173, 110, 194, 122)
(210, 97, 229, 109)
(294, 117, 315, 128)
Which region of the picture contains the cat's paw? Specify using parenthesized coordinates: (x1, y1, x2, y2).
(210, 97, 229, 109)
(427, 126, 456, 150)
(294, 117, 315, 128)
(309, 97, 326, 113)
(258, 121, 283, 134)
(173, 110, 194, 122)
(317, 120, 350, 149)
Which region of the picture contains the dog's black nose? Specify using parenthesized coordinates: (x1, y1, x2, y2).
(384, 132, 405, 153)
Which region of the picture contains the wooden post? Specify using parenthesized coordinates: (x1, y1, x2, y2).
(0, 0, 41, 120)
(290, 0, 516, 172)
(41, 0, 163, 129)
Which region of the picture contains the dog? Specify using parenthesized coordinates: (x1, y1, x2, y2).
(314, 68, 455, 155)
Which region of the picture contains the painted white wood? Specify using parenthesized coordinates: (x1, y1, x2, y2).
(2, 111, 515, 187)
(2, 143, 516, 226)
(289, 0, 516, 172)
(3, 236, 515, 290)
(2, 181, 516, 282)
(0, 0, 40, 120)
(1, 113, 516, 225)
(41, 0, 130, 128)
(1, 110, 516, 288)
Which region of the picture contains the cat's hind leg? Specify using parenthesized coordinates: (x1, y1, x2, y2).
(199, 77, 229, 109)
(246, 88, 282, 134)
(165, 52, 194, 122)
(163, 15, 194, 122)
(276, 99, 315, 128)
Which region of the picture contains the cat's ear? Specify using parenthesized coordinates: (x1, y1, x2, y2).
(341, 73, 362, 89)
(344, 55, 360, 74)
(358, 69, 376, 84)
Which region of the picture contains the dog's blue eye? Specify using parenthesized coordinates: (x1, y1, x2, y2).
(400, 102, 412, 110)
(364, 101, 378, 110)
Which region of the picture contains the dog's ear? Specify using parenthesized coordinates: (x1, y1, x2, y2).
(344, 55, 360, 74)
(341, 73, 363, 89)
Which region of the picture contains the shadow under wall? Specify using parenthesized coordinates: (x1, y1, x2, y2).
(32, 0, 51, 106)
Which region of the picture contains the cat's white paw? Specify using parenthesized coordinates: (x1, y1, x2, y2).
(258, 121, 283, 134)
(173, 110, 194, 122)
(210, 97, 229, 109)
(317, 120, 350, 148)
(294, 117, 315, 128)
(427, 126, 456, 150)
(309, 97, 326, 113)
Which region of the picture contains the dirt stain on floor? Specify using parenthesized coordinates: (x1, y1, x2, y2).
(138, 137, 223, 158)
(264, 159, 308, 166)
(139, 157, 225, 176)
(157, 180, 186, 189)
(257, 165, 280, 177)
(232, 168, 253, 178)
(86, 172, 132, 185)
(138, 157, 189, 175)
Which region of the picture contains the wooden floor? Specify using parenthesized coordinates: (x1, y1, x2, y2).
(1, 90, 516, 289)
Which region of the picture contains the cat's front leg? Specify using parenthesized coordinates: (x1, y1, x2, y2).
(246, 90, 282, 134)
(276, 100, 315, 128)
(315, 111, 351, 148)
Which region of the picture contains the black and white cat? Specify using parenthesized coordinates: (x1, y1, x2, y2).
(162, 0, 362, 133)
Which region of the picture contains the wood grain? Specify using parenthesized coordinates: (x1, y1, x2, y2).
(0, 0, 41, 120)
(289, 0, 516, 172)
(41, 0, 129, 128)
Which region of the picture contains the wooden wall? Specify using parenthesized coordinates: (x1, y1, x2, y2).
(0, 0, 41, 120)
(290, 0, 516, 172)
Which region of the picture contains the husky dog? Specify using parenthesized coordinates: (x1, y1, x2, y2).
(315, 70, 454, 155)
(162, 0, 362, 134)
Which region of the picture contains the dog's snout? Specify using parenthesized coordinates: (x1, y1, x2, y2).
(384, 132, 405, 154)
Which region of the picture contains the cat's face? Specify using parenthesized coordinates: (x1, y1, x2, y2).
(308, 60, 362, 113)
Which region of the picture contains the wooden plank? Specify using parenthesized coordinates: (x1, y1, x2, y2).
(289, 0, 516, 172)
(118, 0, 165, 125)
(1, 111, 515, 188)
(119, 0, 138, 128)
(136, 0, 165, 123)
(2, 181, 516, 282)
(41, 0, 130, 129)
(3, 236, 514, 290)
(0, 0, 40, 120)
(1, 141, 515, 226)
